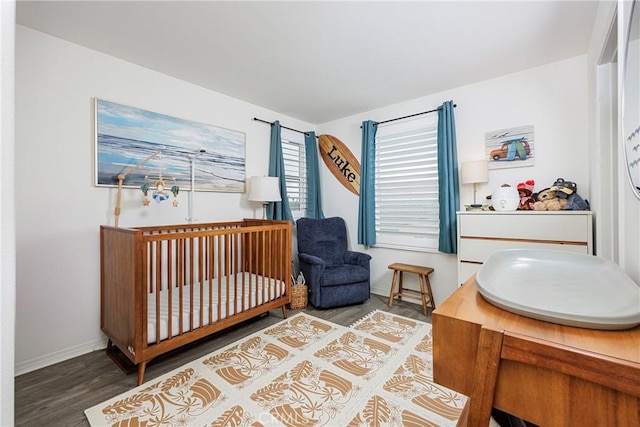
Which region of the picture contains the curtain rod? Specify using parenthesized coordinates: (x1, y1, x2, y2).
(252, 117, 312, 137)
(362, 103, 457, 128)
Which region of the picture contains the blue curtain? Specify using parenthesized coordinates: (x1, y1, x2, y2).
(358, 120, 377, 246)
(304, 131, 324, 218)
(437, 101, 460, 253)
(267, 121, 293, 221)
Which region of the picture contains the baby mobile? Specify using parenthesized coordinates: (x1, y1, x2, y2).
(140, 175, 180, 207)
(113, 151, 180, 228)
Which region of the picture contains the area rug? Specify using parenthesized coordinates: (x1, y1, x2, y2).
(85, 310, 470, 426)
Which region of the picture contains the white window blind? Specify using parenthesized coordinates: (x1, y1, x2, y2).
(375, 115, 439, 250)
(282, 136, 307, 217)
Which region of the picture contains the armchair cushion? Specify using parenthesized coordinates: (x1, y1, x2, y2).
(297, 217, 348, 266)
(323, 265, 370, 287)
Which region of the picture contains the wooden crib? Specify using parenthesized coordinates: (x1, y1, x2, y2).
(100, 219, 292, 385)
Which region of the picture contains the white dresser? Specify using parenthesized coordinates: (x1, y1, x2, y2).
(457, 211, 593, 285)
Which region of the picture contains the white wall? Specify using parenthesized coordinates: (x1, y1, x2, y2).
(1, 1, 16, 423)
(587, 0, 640, 284)
(14, 26, 314, 374)
(316, 56, 590, 305)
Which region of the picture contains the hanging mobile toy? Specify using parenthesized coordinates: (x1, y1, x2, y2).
(171, 185, 180, 207)
(152, 179, 169, 204)
(141, 182, 150, 206)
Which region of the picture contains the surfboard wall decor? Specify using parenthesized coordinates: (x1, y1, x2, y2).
(318, 134, 361, 195)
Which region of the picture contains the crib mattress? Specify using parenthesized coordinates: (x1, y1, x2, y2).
(147, 272, 285, 343)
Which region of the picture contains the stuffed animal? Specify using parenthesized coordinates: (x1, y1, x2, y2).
(533, 188, 567, 211)
(517, 179, 535, 210)
(550, 178, 577, 197)
(565, 193, 590, 210)
(550, 177, 590, 210)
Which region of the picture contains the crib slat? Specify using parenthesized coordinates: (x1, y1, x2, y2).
(208, 234, 214, 327)
(226, 231, 230, 315)
(154, 240, 161, 345)
(178, 238, 184, 337)
(262, 230, 267, 304)
(225, 233, 230, 318)
(141, 238, 149, 349)
(167, 239, 173, 342)
(271, 229, 277, 299)
(229, 233, 234, 315)
(239, 232, 245, 313)
(249, 230, 254, 312)
(198, 235, 204, 330)
(189, 237, 194, 332)
(274, 230, 282, 290)
(233, 232, 239, 315)
(217, 234, 222, 322)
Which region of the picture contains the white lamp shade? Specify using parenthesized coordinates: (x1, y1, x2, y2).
(461, 160, 489, 184)
(248, 176, 282, 202)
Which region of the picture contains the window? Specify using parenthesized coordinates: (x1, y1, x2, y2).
(374, 115, 439, 251)
(281, 130, 307, 218)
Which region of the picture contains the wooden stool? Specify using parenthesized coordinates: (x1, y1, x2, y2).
(387, 263, 435, 316)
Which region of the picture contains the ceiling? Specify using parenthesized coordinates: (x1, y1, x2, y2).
(16, 1, 600, 124)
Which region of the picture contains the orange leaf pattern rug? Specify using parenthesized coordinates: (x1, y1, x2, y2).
(85, 310, 487, 426)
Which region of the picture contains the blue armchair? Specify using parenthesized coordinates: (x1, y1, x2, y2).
(296, 217, 371, 308)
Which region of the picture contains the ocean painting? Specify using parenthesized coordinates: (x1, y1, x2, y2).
(95, 98, 245, 192)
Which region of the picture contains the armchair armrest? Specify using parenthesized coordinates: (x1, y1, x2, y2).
(345, 251, 372, 268)
(299, 252, 325, 267)
(298, 252, 326, 293)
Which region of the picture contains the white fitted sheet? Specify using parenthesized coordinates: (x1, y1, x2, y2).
(147, 272, 285, 343)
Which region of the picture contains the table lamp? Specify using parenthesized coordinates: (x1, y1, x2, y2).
(248, 176, 282, 219)
(461, 160, 489, 208)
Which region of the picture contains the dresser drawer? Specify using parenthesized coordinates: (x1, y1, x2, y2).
(456, 211, 593, 286)
(459, 213, 590, 243)
(459, 238, 589, 263)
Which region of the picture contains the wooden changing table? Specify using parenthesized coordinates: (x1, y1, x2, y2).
(432, 276, 640, 426)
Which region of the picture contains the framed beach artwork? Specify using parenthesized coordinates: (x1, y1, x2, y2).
(94, 98, 246, 192)
(485, 125, 535, 170)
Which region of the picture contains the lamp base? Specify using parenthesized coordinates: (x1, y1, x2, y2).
(465, 204, 487, 211)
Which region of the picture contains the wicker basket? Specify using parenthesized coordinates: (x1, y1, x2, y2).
(290, 283, 308, 310)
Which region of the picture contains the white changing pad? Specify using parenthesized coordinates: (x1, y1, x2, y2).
(147, 272, 285, 343)
(476, 249, 640, 330)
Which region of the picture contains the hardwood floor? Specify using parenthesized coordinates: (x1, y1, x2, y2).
(15, 294, 430, 427)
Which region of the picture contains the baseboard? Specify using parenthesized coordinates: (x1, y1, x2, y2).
(371, 286, 388, 298)
(15, 338, 107, 377)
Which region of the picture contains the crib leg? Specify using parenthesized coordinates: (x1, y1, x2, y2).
(281, 305, 288, 319)
(137, 362, 147, 386)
